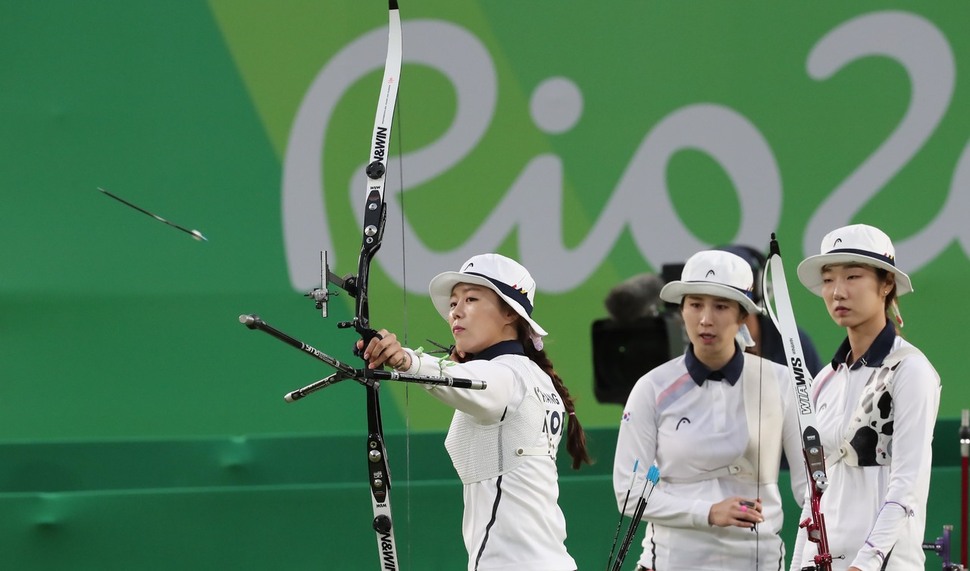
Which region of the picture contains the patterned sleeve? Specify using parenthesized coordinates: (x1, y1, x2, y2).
(775, 361, 808, 508)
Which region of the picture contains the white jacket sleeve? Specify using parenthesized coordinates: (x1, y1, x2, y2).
(402, 349, 517, 422)
(778, 366, 808, 510)
(788, 487, 811, 571)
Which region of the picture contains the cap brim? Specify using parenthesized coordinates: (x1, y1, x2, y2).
(796, 253, 913, 296)
(428, 271, 548, 337)
(659, 281, 761, 315)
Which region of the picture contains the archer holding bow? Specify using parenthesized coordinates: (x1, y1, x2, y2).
(789, 224, 941, 571)
(359, 253, 592, 571)
(612, 250, 808, 570)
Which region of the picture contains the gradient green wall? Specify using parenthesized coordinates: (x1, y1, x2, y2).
(2, 1, 968, 569)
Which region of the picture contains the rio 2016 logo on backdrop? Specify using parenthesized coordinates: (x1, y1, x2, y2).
(279, 10, 968, 295)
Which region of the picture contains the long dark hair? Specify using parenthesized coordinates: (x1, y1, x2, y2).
(516, 321, 593, 470)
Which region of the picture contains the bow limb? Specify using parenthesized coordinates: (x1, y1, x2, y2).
(354, 0, 402, 342)
(762, 233, 833, 571)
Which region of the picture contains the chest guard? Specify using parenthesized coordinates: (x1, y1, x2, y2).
(829, 346, 922, 468)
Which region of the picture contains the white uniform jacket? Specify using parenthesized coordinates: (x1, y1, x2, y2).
(403, 340, 577, 571)
(614, 345, 806, 570)
(790, 323, 941, 571)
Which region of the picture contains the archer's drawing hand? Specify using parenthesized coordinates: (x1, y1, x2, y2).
(708, 497, 763, 528)
(357, 329, 411, 371)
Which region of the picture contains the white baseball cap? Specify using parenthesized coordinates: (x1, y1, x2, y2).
(429, 253, 547, 349)
(797, 224, 912, 296)
(660, 250, 761, 315)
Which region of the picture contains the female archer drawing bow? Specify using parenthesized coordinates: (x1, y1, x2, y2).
(357, 253, 592, 571)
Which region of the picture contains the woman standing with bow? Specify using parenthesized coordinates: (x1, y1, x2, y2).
(613, 250, 806, 570)
(790, 224, 941, 571)
(359, 253, 590, 571)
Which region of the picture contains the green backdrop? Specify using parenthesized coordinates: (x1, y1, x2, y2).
(2, 1, 968, 569)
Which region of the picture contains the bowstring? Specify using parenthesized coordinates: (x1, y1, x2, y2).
(756, 320, 763, 569)
(393, 68, 410, 571)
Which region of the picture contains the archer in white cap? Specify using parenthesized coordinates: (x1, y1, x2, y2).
(358, 253, 589, 571)
(790, 224, 941, 571)
(613, 249, 807, 570)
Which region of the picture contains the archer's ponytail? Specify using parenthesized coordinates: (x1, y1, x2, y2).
(518, 322, 592, 470)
